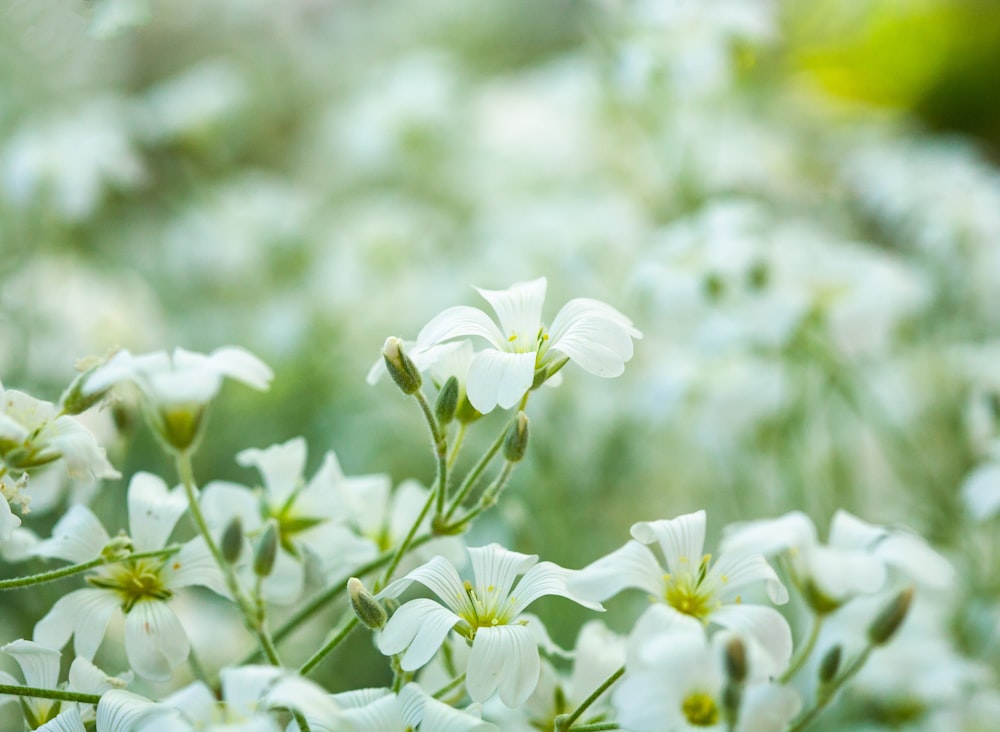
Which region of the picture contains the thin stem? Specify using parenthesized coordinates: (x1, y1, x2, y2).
(447, 422, 468, 469)
(555, 665, 625, 731)
(175, 450, 275, 666)
(786, 645, 874, 732)
(292, 710, 312, 732)
(444, 415, 515, 521)
(452, 460, 516, 527)
(780, 614, 824, 683)
(378, 486, 436, 590)
(0, 546, 180, 591)
(432, 672, 467, 700)
(299, 617, 359, 676)
(0, 683, 100, 705)
(567, 724, 619, 732)
(412, 390, 449, 519)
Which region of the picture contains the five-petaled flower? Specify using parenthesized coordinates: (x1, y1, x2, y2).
(377, 543, 603, 707)
(414, 277, 641, 413)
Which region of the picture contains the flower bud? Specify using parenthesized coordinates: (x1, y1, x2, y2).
(435, 376, 459, 426)
(348, 577, 387, 630)
(818, 644, 842, 684)
(101, 533, 134, 562)
(504, 411, 529, 462)
(382, 337, 422, 395)
(221, 516, 244, 564)
(60, 363, 110, 416)
(868, 587, 915, 645)
(253, 519, 279, 577)
(724, 636, 747, 684)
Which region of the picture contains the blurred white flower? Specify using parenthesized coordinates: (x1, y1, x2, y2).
(334, 683, 495, 732)
(0, 99, 144, 220)
(33, 473, 227, 680)
(613, 605, 800, 732)
(137, 59, 247, 142)
(571, 510, 792, 674)
(416, 277, 641, 413)
(378, 543, 603, 707)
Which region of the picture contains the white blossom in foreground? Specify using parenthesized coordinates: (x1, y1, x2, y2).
(82, 346, 272, 451)
(414, 277, 642, 413)
(614, 605, 800, 732)
(333, 683, 495, 731)
(570, 510, 793, 673)
(720, 510, 953, 613)
(33, 473, 226, 680)
(378, 543, 603, 707)
(96, 666, 343, 731)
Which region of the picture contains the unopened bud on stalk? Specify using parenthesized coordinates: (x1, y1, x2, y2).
(253, 520, 279, 577)
(60, 360, 110, 416)
(724, 636, 747, 684)
(382, 337, 422, 395)
(101, 534, 134, 562)
(868, 587, 915, 645)
(348, 577, 387, 630)
(221, 516, 244, 564)
(435, 376, 459, 426)
(504, 412, 529, 462)
(818, 645, 842, 684)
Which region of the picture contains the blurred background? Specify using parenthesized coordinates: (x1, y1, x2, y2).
(2, 0, 1000, 727)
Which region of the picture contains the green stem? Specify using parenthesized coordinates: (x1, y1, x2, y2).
(299, 617, 359, 676)
(786, 645, 874, 732)
(175, 450, 275, 666)
(431, 672, 467, 700)
(452, 460, 516, 527)
(0, 546, 180, 591)
(555, 665, 625, 732)
(447, 422, 468, 469)
(292, 710, 312, 732)
(567, 724, 619, 731)
(0, 683, 100, 705)
(780, 614, 824, 683)
(378, 486, 437, 590)
(444, 415, 514, 520)
(413, 390, 449, 521)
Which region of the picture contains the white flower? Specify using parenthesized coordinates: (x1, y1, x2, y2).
(33, 472, 226, 680)
(720, 509, 953, 612)
(378, 543, 603, 707)
(415, 277, 641, 413)
(613, 605, 800, 732)
(0, 380, 120, 482)
(570, 510, 793, 673)
(83, 346, 272, 451)
(200, 436, 376, 602)
(334, 683, 495, 732)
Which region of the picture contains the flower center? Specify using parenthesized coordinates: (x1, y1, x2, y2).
(458, 580, 516, 629)
(506, 326, 549, 355)
(681, 691, 719, 726)
(88, 557, 173, 612)
(663, 555, 716, 620)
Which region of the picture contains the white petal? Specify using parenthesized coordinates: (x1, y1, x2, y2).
(711, 604, 793, 676)
(124, 601, 190, 680)
(720, 511, 818, 557)
(806, 544, 886, 600)
(341, 692, 403, 731)
(266, 674, 345, 727)
(206, 346, 274, 391)
(379, 599, 461, 671)
(547, 298, 641, 376)
(739, 683, 801, 732)
(199, 480, 264, 533)
(34, 589, 119, 659)
(127, 472, 188, 553)
(417, 305, 505, 349)
(875, 533, 954, 589)
(631, 511, 706, 577)
(96, 689, 170, 732)
(401, 682, 496, 731)
(709, 552, 788, 605)
(962, 462, 1000, 521)
(222, 665, 286, 719)
(466, 350, 535, 413)
(68, 655, 128, 695)
(162, 681, 217, 723)
(468, 544, 536, 610)
(0, 496, 21, 542)
(569, 541, 664, 603)
(236, 437, 307, 505)
(260, 548, 305, 603)
(1, 638, 61, 689)
(467, 624, 539, 707)
(510, 562, 603, 616)
(37, 706, 85, 732)
(383, 555, 468, 612)
(166, 536, 228, 597)
(30, 505, 109, 564)
(475, 278, 547, 342)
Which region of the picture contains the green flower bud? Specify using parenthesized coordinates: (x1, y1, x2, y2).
(868, 587, 915, 645)
(818, 644, 842, 685)
(382, 337, 422, 395)
(348, 577, 388, 630)
(435, 376, 459, 426)
(504, 411, 529, 462)
(60, 363, 110, 416)
(724, 636, 747, 684)
(253, 520, 279, 577)
(221, 516, 244, 564)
